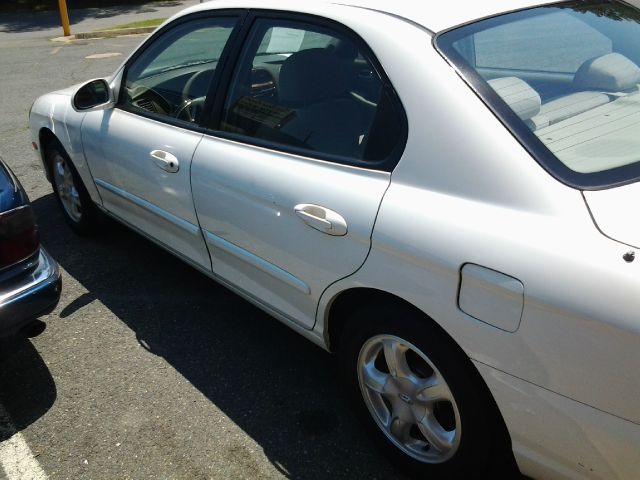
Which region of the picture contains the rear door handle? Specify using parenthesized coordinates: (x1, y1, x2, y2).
(294, 204, 348, 236)
(150, 150, 179, 173)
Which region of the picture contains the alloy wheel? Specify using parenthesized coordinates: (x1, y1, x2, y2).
(357, 334, 462, 463)
(52, 153, 82, 222)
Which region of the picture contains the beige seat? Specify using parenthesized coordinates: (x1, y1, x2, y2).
(487, 76, 542, 130)
(532, 53, 640, 128)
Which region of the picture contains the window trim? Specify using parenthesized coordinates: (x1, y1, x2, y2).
(116, 9, 247, 133)
(203, 10, 408, 173)
(434, 1, 640, 190)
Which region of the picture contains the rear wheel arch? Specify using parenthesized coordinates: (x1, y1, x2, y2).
(326, 288, 422, 352)
(325, 286, 518, 474)
(326, 288, 460, 355)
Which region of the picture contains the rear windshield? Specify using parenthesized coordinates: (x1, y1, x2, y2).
(436, 1, 640, 189)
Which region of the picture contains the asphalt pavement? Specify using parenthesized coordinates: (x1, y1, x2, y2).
(0, 5, 406, 480)
(0, 1, 200, 40)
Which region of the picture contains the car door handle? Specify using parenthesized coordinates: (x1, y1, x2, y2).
(294, 204, 348, 236)
(150, 150, 179, 173)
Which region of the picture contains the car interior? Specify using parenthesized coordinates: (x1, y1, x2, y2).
(124, 21, 235, 123)
(126, 61, 219, 121)
(445, 6, 640, 176)
(123, 20, 403, 164)
(486, 52, 640, 173)
(221, 33, 391, 161)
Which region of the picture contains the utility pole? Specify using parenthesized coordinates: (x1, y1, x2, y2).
(58, 0, 71, 36)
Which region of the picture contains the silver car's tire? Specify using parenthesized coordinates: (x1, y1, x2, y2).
(340, 303, 511, 479)
(46, 142, 102, 235)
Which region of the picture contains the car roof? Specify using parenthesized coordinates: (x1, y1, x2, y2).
(179, 0, 558, 33)
(333, 0, 559, 32)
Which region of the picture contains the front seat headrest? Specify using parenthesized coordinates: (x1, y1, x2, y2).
(279, 48, 351, 105)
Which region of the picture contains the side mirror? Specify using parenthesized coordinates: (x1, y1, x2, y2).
(72, 79, 115, 112)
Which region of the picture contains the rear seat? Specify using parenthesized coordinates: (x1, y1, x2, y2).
(487, 76, 542, 128)
(533, 53, 640, 128)
(488, 53, 640, 130)
(533, 91, 610, 128)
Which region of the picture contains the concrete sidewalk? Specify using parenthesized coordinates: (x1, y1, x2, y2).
(0, 0, 200, 41)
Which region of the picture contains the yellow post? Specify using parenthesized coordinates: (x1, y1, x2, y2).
(58, 0, 71, 37)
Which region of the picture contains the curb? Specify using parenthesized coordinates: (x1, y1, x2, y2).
(75, 26, 157, 39)
(52, 26, 157, 41)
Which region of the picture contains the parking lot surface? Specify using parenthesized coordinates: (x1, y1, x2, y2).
(0, 17, 405, 480)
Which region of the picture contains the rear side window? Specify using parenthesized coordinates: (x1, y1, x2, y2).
(219, 18, 406, 167)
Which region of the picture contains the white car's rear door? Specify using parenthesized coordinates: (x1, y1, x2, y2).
(191, 15, 406, 328)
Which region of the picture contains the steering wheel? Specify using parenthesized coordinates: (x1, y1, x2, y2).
(182, 69, 214, 103)
(176, 96, 206, 123)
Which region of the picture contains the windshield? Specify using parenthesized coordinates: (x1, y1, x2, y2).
(436, 0, 640, 189)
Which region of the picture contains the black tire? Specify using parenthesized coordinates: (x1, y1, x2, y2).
(45, 141, 102, 235)
(340, 303, 511, 479)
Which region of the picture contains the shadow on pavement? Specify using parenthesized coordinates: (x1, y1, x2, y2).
(0, 2, 181, 34)
(0, 337, 57, 441)
(30, 193, 404, 479)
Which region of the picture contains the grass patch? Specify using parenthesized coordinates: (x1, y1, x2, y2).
(110, 18, 165, 29)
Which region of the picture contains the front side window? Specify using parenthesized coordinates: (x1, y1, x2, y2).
(219, 18, 405, 166)
(122, 17, 237, 124)
(437, 1, 640, 188)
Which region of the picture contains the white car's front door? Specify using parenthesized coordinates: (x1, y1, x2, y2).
(191, 16, 407, 328)
(82, 14, 240, 270)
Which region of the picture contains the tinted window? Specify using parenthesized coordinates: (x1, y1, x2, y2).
(437, 1, 640, 188)
(123, 17, 236, 124)
(220, 18, 404, 165)
(474, 12, 611, 73)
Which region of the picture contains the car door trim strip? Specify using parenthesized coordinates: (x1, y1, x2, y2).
(94, 178, 201, 236)
(203, 230, 311, 295)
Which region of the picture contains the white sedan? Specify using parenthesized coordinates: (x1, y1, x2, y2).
(29, 1, 640, 478)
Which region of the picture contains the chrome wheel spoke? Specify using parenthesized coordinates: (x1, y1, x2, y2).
(416, 375, 453, 404)
(70, 187, 81, 207)
(417, 413, 455, 454)
(382, 338, 410, 379)
(362, 361, 389, 394)
(388, 416, 411, 443)
(52, 155, 83, 222)
(55, 161, 65, 178)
